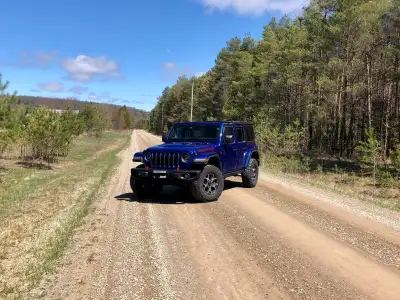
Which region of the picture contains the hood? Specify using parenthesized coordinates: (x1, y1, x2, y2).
(146, 142, 216, 153)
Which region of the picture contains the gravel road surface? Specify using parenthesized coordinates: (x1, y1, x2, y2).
(41, 130, 400, 300)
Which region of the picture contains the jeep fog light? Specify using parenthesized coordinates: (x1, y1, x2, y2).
(182, 152, 191, 163)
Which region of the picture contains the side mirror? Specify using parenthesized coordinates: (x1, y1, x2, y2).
(224, 135, 234, 144)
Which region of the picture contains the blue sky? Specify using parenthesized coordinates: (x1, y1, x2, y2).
(1, 0, 306, 111)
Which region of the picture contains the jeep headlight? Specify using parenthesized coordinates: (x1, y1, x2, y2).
(182, 152, 191, 163)
(144, 151, 152, 161)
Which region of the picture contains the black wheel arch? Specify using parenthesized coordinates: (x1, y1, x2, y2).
(190, 154, 222, 171)
(207, 155, 221, 169)
(250, 151, 260, 167)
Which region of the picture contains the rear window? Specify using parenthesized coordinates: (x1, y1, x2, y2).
(245, 125, 255, 142)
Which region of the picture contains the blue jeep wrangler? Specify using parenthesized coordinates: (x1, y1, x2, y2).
(131, 121, 260, 202)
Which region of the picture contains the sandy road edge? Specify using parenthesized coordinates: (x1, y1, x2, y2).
(259, 172, 400, 232)
(36, 131, 136, 300)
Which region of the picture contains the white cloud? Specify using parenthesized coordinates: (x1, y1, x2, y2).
(109, 98, 143, 105)
(166, 62, 193, 74)
(69, 85, 88, 95)
(37, 81, 64, 92)
(163, 62, 177, 71)
(199, 0, 307, 15)
(35, 50, 58, 67)
(1, 50, 58, 68)
(141, 93, 154, 97)
(88, 92, 110, 101)
(162, 62, 195, 81)
(62, 55, 121, 82)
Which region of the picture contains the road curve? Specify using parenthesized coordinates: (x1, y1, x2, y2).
(43, 130, 400, 300)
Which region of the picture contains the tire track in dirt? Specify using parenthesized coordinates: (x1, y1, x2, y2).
(42, 130, 400, 300)
(214, 187, 400, 300)
(136, 130, 400, 300)
(243, 179, 400, 270)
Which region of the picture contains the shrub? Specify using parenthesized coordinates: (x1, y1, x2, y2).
(276, 156, 310, 173)
(356, 128, 381, 184)
(334, 164, 345, 174)
(282, 120, 306, 157)
(0, 75, 24, 158)
(111, 105, 134, 130)
(25, 106, 83, 163)
(253, 114, 306, 158)
(26, 106, 62, 163)
(253, 113, 279, 154)
(280, 157, 302, 173)
(376, 171, 398, 188)
(337, 173, 357, 185)
(391, 144, 400, 175)
(0, 75, 117, 166)
(79, 104, 110, 138)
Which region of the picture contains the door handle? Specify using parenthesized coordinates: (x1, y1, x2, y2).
(233, 148, 238, 151)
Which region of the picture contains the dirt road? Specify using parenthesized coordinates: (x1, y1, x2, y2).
(41, 130, 400, 300)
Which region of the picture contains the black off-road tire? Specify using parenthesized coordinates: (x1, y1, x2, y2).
(130, 164, 163, 200)
(242, 158, 259, 188)
(190, 165, 224, 202)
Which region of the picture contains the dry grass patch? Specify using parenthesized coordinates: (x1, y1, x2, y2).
(261, 155, 400, 211)
(0, 131, 130, 299)
(264, 169, 400, 211)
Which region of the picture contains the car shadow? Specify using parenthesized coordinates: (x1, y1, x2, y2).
(115, 179, 243, 205)
(224, 179, 243, 191)
(115, 186, 199, 204)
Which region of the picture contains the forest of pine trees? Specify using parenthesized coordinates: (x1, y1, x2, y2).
(149, 0, 400, 164)
(111, 105, 134, 130)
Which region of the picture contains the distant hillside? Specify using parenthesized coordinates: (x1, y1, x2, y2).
(18, 95, 148, 124)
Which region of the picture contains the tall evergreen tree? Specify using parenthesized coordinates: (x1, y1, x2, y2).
(149, 0, 400, 163)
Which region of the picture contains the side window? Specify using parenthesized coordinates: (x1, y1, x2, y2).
(223, 126, 234, 144)
(236, 127, 245, 143)
(245, 125, 255, 142)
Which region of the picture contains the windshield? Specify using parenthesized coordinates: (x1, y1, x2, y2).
(168, 124, 221, 140)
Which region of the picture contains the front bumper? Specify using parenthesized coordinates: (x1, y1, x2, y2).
(131, 168, 201, 184)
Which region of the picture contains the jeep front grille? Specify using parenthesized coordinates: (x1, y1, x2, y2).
(151, 152, 181, 169)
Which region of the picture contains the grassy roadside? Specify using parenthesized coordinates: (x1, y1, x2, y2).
(260, 156, 400, 212)
(0, 131, 131, 300)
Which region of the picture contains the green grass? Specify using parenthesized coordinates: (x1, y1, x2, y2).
(27, 146, 127, 291)
(0, 168, 63, 221)
(0, 132, 129, 221)
(67, 131, 128, 161)
(0, 131, 131, 300)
